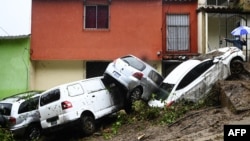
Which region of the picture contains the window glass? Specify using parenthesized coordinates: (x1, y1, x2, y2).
(0, 103, 12, 116)
(85, 5, 109, 29)
(155, 83, 174, 100)
(121, 56, 146, 71)
(148, 70, 163, 86)
(18, 96, 39, 114)
(82, 79, 103, 93)
(167, 14, 190, 51)
(176, 60, 214, 90)
(40, 89, 60, 106)
(67, 83, 84, 96)
(207, 0, 228, 6)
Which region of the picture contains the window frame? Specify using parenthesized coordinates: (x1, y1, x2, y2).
(166, 14, 190, 52)
(18, 96, 40, 114)
(67, 83, 85, 97)
(40, 89, 60, 106)
(206, 0, 228, 6)
(84, 4, 110, 30)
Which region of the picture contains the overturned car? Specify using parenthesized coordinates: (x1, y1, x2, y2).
(148, 47, 246, 108)
(104, 54, 163, 103)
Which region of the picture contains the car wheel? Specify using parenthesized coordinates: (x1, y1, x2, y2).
(25, 124, 41, 141)
(129, 87, 142, 103)
(80, 114, 95, 135)
(230, 59, 244, 74)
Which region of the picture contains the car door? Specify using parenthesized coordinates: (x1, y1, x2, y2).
(17, 96, 40, 127)
(173, 71, 205, 103)
(82, 79, 112, 113)
(39, 89, 63, 128)
(174, 60, 214, 102)
(143, 70, 163, 100)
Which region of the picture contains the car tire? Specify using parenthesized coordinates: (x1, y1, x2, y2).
(129, 87, 142, 103)
(25, 124, 41, 141)
(230, 59, 244, 74)
(80, 114, 95, 135)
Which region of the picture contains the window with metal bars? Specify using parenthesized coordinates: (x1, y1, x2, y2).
(166, 14, 190, 52)
(84, 5, 109, 29)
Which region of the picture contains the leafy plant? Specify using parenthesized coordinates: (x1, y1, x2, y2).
(0, 128, 15, 141)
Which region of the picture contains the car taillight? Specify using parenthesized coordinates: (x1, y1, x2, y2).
(166, 101, 175, 107)
(61, 101, 72, 110)
(133, 72, 143, 80)
(113, 59, 117, 66)
(9, 117, 16, 125)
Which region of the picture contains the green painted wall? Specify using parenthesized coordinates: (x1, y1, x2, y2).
(0, 38, 30, 99)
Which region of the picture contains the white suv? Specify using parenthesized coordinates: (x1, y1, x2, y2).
(38, 76, 129, 135)
(0, 91, 42, 140)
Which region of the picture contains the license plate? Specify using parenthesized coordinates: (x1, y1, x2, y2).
(113, 71, 121, 78)
(51, 121, 57, 126)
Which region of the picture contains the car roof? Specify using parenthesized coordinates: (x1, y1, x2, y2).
(40, 76, 104, 95)
(0, 91, 42, 103)
(163, 60, 201, 84)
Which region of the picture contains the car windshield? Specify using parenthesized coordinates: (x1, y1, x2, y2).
(154, 83, 174, 100)
(0, 103, 12, 116)
(121, 56, 146, 71)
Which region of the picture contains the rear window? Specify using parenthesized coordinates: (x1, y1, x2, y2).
(121, 56, 146, 71)
(0, 103, 12, 116)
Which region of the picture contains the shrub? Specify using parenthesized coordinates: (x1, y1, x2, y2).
(0, 128, 14, 141)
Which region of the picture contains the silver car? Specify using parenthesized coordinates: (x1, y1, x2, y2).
(0, 91, 42, 140)
(104, 54, 163, 102)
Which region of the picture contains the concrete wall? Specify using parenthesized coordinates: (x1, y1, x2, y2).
(31, 60, 84, 90)
(0, 38, 30, 99)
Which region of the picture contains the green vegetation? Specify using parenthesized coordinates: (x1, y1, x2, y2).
(0, 128, 15, 141)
